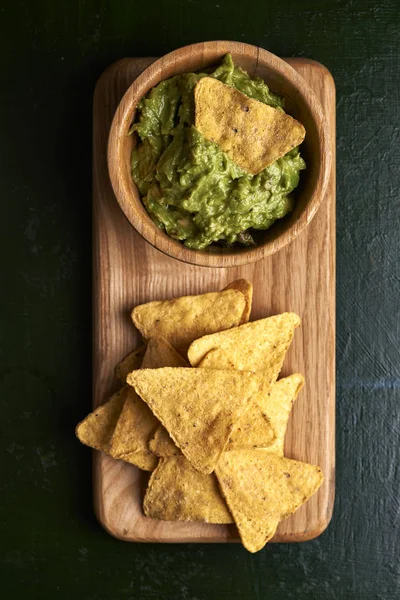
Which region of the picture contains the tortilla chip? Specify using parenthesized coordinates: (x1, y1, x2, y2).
(75, 388, 157, 470)
(109, 337, 186, 470)
(195, 77, 305, 175)
(188, 313, 300, 390)
(127, 368, 260, 474)
(225, 398, 275, 450)
(141, 337, 188, 369)
(149, 388, 276, 455)
(223, 279, 253, 324)
(149, 425, 180, 458)
(120, 450, 158, 472)
(197, 353, 275, 450)
(108, 386, 159, 471)
(144, 456, 233, 524)
(131, 289, 245, 354)
(75, 387, 127, 452)
(215, 451, 323, 552)
(115, 345, 146, 382)
(147, 348, 277, 456)
(259, 374, 304, 456)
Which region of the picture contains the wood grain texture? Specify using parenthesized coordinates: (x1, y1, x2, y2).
(92, 57, 336, 544)
(107, 42, 331, 267)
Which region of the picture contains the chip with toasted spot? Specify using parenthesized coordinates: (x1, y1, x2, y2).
(131, 289, 245, 354)
(144, 456, 233, 524)
(259, 374, 304, 456)
(215, 451, 323, 552)
(127, 368, 260, 474)
(195, 77, 305, 175)
(75, 387, 127, 452)
(223, 279, 253, 324)
(115, 345, 146, 382)
(188, 313, 300, 391)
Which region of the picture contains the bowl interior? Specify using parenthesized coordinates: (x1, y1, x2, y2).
(110, 43, 328, 265)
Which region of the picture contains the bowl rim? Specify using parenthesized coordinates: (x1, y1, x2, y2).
(108, 40, 331, 268)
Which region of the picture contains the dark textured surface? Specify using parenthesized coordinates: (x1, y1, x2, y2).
(1, 0, 399, 598)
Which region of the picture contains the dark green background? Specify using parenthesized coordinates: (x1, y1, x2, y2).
(1, 0, 399, 598)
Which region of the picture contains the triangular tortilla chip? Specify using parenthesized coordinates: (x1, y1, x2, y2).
(259, 374, 304, 456)
(141, 337, 188, 369)
(195, 77, 305, 175)
(198, 353, 276, 450)
(149, 358, 276, 457)
(131, 289, 245, 353)
(144, 456, 233, 524)
(75, 387, 127, 452)
(119, 450, 158, 471)
(108, 387, 159, 471)
(109, 337, 187, 470)
(223, 279, 253, 324)
(127, 368, 260, 474)
(149, 398, 277, 455)
(188, 313, 300, 390)
(74, 387, 157, 469)
(215, 451, 323, 552)
(225, 398, 275, 450)
(149, 425, 180, 458)
(115, 344, 146, 382)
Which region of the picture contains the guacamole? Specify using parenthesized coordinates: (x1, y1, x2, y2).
(131, 54, 306, 250)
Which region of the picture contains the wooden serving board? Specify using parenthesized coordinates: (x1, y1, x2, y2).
(92, 57, 335, 544)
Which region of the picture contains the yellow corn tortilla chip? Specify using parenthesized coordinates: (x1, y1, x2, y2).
(149, 402, 276, 455)
(149, 425, 180, 458)
(215, 451, 324, 552)
(195, 77, 305, 175)
(225, 397, 275, 450)
(188, 313, 300, 390)
(75, 387, 157, 470)
(141, 337, 188, 369)
(127, 368, 260, 474)
(108, 386, 159, 471)
(119, 450, 158, 472)
(75, 387, 127, 452)
(115, 344, 146, 382)
(198, 353, 276, 450)
(131, 289, 245, 354)
(259, 374, 304, 456)
(142, 337, 188, 458)
(149, 355, 276, 458)
(109, 337, 187, 471)
(144, 456, 233, 524)
(223, 279, 253, 324)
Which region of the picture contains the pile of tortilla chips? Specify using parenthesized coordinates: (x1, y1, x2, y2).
(76, 280, 323, 552)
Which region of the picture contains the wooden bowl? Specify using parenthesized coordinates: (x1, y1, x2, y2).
(108, 41, 331, 267)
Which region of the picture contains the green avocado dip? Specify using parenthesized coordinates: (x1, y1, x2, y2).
(130, 54, 306, 250)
